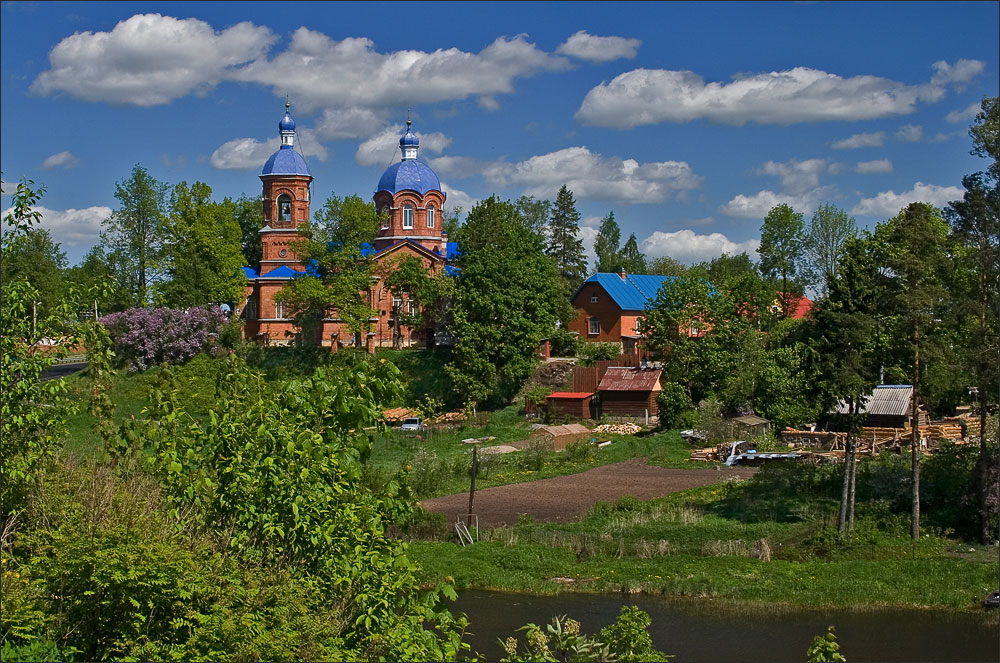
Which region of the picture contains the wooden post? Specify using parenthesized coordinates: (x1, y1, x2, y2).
(467, 444, 478, 517)
(93, 299, 98, 321)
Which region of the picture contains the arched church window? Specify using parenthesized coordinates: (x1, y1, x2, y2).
(403, 204, 414, 229)
(427, 206, 435, 228)
(277, 194, 292, 222)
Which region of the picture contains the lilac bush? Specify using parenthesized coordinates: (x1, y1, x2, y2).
(100, 307, 226, 372)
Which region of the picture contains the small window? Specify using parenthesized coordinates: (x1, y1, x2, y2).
(427, 206, 435, 228)
(403, 204, 414, 229)
(635, 317, 644, 334)
(690, 323, 699, 336)
(407, 300, 418, 315)
(393, 296, 402, 311)
(589, 317, 600, 335)
(590, 294, 599, 303)
(277, 194, 292, 222)
(275, 300, 286, 319)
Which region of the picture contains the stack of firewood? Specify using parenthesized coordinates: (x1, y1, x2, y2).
(593, 423, 642, 435)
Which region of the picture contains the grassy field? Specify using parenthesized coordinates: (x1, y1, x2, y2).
(410, 482, 1000, 610)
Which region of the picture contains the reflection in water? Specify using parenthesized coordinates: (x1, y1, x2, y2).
(452, 590, 998, 663)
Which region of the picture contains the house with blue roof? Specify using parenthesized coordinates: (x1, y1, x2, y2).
(568, 269, 703, 355)
(241, 108, 455, 351)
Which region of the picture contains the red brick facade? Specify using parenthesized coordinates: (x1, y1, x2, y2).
(568, 280, 643, 344)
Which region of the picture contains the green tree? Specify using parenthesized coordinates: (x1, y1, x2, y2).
(515, 195, 551, 240)
(64, 246, 128, 315)
(875, 203, 951, 540)
(443, 205, 464, 239)
(446, 196, 560, 406)
(161, 181, 246, 307)
(969, 95, 999, 181)
(806, 203, 857, 296)
(594, 210, 622, 272)
(620, 233, 647, 274)
(278, 193, 380, 346)
(381, 255, 432, 350)
(546, 185, 588, 288)
(233, 194, 263, 267)
(100, 164, 169, 306)
(648, 255, 687, 277)
(0, 227, 68, 314)
(758, 203, 806, 315)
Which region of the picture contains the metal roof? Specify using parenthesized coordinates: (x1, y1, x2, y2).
(259, 265, 305, 279)
(734, 415, 769, 426)
(574, 273, 675, 311)
(546, 392, 594, 399)
(532, 423, 591, 438)
(376, 159, 442, 196)
(835, 385, 913, 416)
(261, 146, 312, 177)
(598, 367, 662, 392)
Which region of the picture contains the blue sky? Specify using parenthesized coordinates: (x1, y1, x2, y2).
(2, 1, 997, 266)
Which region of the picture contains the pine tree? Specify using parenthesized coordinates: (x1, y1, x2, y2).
(594, 211, 621, 272)
(620, 233, 647, 274)
(546, 185, 588, 288)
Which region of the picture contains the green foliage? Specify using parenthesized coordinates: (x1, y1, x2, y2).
(161, 181, 247, 307)
(577, 341, 621, 366)
(232, 193, 264, 267)
(82, 321, 124, 455)
(806, 626, 847, 662)
(805, 203, 857, 296)
(546, 185, 588, 289)
(382, 255, 433, 349)
(619, 233, 647, 275)
(657, 382, 691, 429)
(597, 606, 669, 662)
(647, 255, 687, 277)
(549, 326, 581, 357)
(758, 203, 806, 313)
(447, 196, 560, 406)
(594, 211, 622, 273)
(515, 195, 551, 240)
(0, 227, 68, 313)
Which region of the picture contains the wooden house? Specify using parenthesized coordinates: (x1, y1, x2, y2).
(597, 367, 662, 421)
(545, 392, 594, 419)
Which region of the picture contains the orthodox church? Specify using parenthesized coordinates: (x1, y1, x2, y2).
(240, 104, 454, 351)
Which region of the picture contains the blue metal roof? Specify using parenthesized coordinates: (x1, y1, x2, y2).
(580, 273, 676, 311)
(241, 266, 258, 278)
(444, 265, 461, 277)
(279, 111, 296, 132)
(259, 265, 305, 278)
(261, 146, 311, 176)
(376, 160, 441, 196)
(400, 129, 418, 147)
(445, 242, 459, 260)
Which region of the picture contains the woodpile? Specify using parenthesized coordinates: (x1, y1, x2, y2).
(689, 447, 719, 462)
(593, 422, 642, 435)
(383, 407, 419, 423)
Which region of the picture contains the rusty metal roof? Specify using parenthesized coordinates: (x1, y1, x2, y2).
(546, 392, 594, 399)
(835, 385, 913, 416)
(598, 367, 662, 392)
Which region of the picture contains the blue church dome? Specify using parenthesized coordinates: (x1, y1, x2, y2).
(399, 129, 418, 147)
(376, 160, 442, 196)
(261, 147, 311, 176)
(279, 111, 296, 132)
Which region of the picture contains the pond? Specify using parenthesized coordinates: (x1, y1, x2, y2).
(452, 590, 999, 662)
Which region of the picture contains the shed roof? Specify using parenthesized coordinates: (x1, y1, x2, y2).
(532, 423, 590, 438)
(546, 392, 593, 399)
(834, 385, 913, 416)
(734, 415, 769, 426)
(598, 367, 662, 392)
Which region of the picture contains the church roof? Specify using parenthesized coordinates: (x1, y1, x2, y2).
(261, 146, 311, 177)
(259, 265, 305, 278)
(376, 159, 442, 197)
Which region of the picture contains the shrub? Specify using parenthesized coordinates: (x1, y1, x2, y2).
(100, 306, 226, 372)
(657, 382, 691, 429)
(548, 327, 580, 357)
(519, 439, 550, 471)
(578, 341, 621, 366)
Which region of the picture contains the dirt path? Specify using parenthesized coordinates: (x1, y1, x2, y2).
(420, 458, 755, 528)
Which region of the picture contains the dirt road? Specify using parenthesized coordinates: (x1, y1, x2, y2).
(420, 458, 755, 528)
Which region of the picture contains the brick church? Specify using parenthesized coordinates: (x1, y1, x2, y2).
(240, 104, 454, 351)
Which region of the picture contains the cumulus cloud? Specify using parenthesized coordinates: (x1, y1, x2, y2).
(556, 30, 641, 62)
(896, 124, 923, 142)
(855, 159, 893, 174)
(0, 180, 11, 196)
(757, 158, 835, 194)
(355, 127, 451, 167)
(832, 131, 885, 149)
(929, 59, 985, 89)
(40, 151, 80, 170)
(439, 182, 477, 214)
(483, 146, 701, 203)
(234, 29, 568, 114)
(850, 182, 963, 217)
(314, 107, 388, 141)
(642, 229, 760, 264)
(478, 95, 500, 111)
(576, 60, 982, 129)
(427, 155, 489, 179)
(31, 13, 275, 105)
(946, 102, 981, 124)
(719, 189, 829, 219)
(210, 129, 328, 170)
(1, 205, 111, 246)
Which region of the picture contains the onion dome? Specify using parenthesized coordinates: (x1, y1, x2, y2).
(261, 101, 311, 177)
(375, 120, 442, 197)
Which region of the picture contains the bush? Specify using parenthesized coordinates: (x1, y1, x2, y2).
(657, 382, 691, 429)
(578, 342, 621, 366)
(519, 439, 550, 471)
(548, 327, 580, 357)
(100, 306, 226, 372)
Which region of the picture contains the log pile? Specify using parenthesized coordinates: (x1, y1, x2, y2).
(593, 422, 642, 435)
(689, 447, 720, 462)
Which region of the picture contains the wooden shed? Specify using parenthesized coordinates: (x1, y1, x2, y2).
(833, 385, 925, 429)
(530, 423, 592, 451)
(597, 367, 662, 421)
(733, 414, 770, 438)
(545, 392, 594, 419)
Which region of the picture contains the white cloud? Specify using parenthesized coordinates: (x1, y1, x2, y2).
(314, 107, 388, 141)
(0, 180, 11, 196)
(40, 151, 80, 170)
(210, 129, 328, 170)
(428, 155, 489, 179)
(31, 13, 275, 105)
(576, 61, 980, 129)
(896, 124, 923, 142)
(719, 188, 829, 218)
(478, 95, 500, 111)
(946, 102, 981, 124)
(855, 159, 893, 174)
(580, 224, 599, 267)
(929, 59, 985, 89)
(556, 30, 641, 62)
(757, 158, 831, 194)
(234, 29, 568, 114)
(355, 126, 451, 167)
(642, 229, 760, 264)
(832, 131, 885, 149)
(1, 205, 111, 246)
(484, 146, 701, 203)
(581, 215, 603, 228)
(439, 182, 477, 214)
(850, 182, 963, 217)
